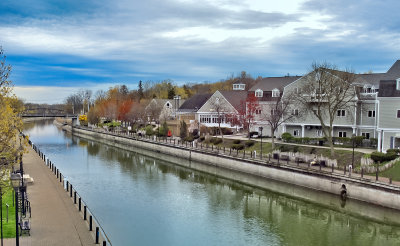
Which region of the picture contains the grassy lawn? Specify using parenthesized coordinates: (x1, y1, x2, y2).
(1, 187, 16, 238)
(201, 137, 364, 168)
(380, 160, 400, 181)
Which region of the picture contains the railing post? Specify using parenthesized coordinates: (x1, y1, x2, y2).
(103, 241, 107, 246)
(96, 227, 100, 244)
(344, 165, 346, 175)
(70, 185, 73, 197)
(66, 181, 69, 191)
(74, 191, 77, 204)
(84, 206, 87, 220)
(89, 216, 93, 231)
(361, 168, 363, 178)
(331, 164, 334, 173)
(79, 198, 81, 211)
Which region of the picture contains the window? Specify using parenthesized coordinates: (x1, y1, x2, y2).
(293, 130, 299, 136)
(316, 130, 323, 137)
(291, 109, 299, 116)
(272, 89, 280, 97)
(396, 78, 400, 90)
(368, 110, 376, 117)
(166, 102, 170, 108)
(295, 87, 301, 94)
(337, 109, 346, 117)
(271, 109, 277, 115)
(255, 109, 262, 115)
(255, 89, 263, 97)
(363, 85, 375, 93)
(397, 110, 400, 118)
(338, 131, 347, 138)
(362, 132, 370, 139)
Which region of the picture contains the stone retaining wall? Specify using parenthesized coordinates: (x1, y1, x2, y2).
(71, 126, 400, 211)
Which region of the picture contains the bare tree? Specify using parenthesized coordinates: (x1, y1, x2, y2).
(261, 89, 298, 149)
(292, 62, 356, 157)
(209, 95, 229, 142)
(145, 100, 162, 124)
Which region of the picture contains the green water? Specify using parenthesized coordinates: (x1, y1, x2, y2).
(24, 120, 400, 246)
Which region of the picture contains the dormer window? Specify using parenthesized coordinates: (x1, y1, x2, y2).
(233, 83, 245, 90)
(166, 102, 170, 108)
(255, 89, 263, 97)
(363, 85, 375, 93)
(272, 89, 280, 97)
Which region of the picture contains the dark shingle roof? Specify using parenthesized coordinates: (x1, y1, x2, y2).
(354, 73, 387, 87)
(378, 80, 400, 97)
(178, 93, 212, 112)
(387, 60, 400, 76)
(249, 76, 301, 92)
(219, 90, 248, 111)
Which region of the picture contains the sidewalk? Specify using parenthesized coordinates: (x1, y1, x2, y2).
(4, 146, 95, 245)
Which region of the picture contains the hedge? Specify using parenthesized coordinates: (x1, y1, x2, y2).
(233, 139, 241, 144)
(231, 144, 244, 150)
(245, 140, 255, 147)
(370, 151, 398, 163)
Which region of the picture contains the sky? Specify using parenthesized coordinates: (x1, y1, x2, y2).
(1, 0, 400, 103)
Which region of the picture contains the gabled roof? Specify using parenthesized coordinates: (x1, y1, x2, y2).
(219, 90, 248, 111)
(387, 60, 400, 76)
(354, 73, 387, 87)
(146, 98, 185, 109)
(249, 76, 301, 91)
(178, 93, 212, 112)
(378, 80, 400, 97)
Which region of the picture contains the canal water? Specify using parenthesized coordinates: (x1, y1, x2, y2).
(24, 120, 400, 246)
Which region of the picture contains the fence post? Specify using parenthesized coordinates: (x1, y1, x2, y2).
(376, 162, 379, 181)
(96, 227, 100, 244)
(331, 165, 334, 173)
(84, 206, 87, 220)
(74, 191, 77, 204)
(361, 168, 363, 178)
(103, 241, 107, 246)
(70, 185, 73, 197)
(89, 215, 93, 231)
(79, 198, 81, 211)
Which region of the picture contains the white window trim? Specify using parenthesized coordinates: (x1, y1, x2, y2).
(367, 110, 376, 118)
(397, 109, 400, 118)
(361, 132, 370, 139)
(338, 131, 347, 138)
(292, 109, 299, 116)
(272, 88, 280, 97)
(337, 109, 346, 117)
(396, 79, 400, 90)
(255, 89, 263, 98)
(293, 130, 299, 136)
(316, 130, 323, 137)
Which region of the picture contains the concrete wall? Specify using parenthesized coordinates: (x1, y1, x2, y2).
(71, 127, 400, 211)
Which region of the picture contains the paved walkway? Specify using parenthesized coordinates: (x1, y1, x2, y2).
(4, 146, 95, 246)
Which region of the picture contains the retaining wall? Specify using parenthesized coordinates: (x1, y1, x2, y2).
(71, 127, 400, 211)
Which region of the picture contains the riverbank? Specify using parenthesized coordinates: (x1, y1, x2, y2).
(69, 125, 400, 211)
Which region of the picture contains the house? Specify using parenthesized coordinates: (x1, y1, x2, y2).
(196, 90, 248, 132)
(280, 60, 400, 152)
(145, 97, 185, 122)
(176, 93, 212, 133)
(377, 79, 400, 152)
(248, 76, 301, 136)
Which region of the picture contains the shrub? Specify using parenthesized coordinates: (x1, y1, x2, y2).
(233, 139, 241, 144)
(302, 137, 311, 144)
(192, 129, 199, 136)
(281, 132, 293, 142)
(293, 146, 299, 153)
(245, 140, 255, 147)
(248, 131, 258, 138)
(199, 136, 205, 142)
(184, 136, 194, 142)
(213, 138, 222, 145)
(371, 151, 398, 163)
(353, 136, 365, 147)
(369, 138, 378, 147)
(221, 128, 233, 135)
(145, 125, 154, 135)
(310, 147, 317, 154)
(278, 145, 291, 152)
(231, 144, 244, 150)
(180, 121, 188, 139)
(387, 149, 400, 155)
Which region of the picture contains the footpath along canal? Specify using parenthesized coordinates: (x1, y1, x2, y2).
(24, 120, 400, 246)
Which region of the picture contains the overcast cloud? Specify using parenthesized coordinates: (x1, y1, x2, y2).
(1, 0, 399, 103)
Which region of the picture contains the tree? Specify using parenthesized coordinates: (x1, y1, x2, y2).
(209, 95, 229, 142)
(138, 80, 144, 102)
(180, 120, 187, 139)
(292, 62, 356, 157)
(167, 83, 175, 99)
(227, 94, 260, 139)
(261, 89, 298, 150)
(0, 47, 23, 178)
(145, 100, 162, 124)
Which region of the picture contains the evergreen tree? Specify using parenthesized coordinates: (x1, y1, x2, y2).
(167, 83, 175, 99)
(180, 121, 187, 139)
(138, 80, 144, 102)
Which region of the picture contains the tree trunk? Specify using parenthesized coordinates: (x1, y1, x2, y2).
(327, 130, 335, 157)
(219, 123, 224, 142)
(271, 128, 275, 150)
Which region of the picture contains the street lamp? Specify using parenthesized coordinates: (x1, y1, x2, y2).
(10, 173, 21, 246)
(18, 132, 25, 216)
(259, 127, 263, 159)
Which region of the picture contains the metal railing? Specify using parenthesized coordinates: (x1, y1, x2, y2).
(73, 125, 400, 192)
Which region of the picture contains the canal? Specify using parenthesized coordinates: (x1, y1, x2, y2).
(24, 120, 400, 246)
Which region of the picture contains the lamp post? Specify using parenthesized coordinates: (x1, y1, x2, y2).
(259, 127, 263, 159)
(18, 133, 25, 216)
(10, 173, 21, 246)
(352, 134, 355, 168)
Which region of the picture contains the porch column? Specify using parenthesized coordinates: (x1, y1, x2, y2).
(352, 127, 357, 135)
(301, 125, 305, 138)
(377, 130, 382, 152)
(282, 124, 286, 133)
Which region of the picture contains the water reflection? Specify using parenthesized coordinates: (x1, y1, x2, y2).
(25, 121, 400, 246)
